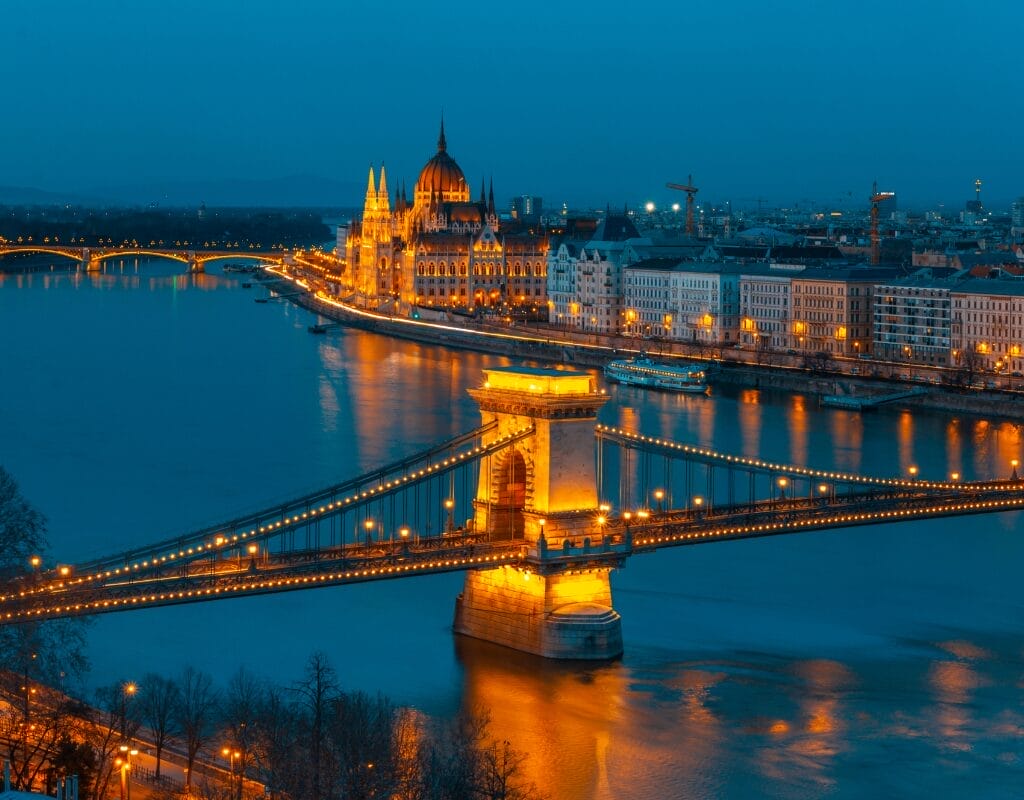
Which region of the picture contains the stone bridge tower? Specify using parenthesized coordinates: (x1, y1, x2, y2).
(455, 366, 623, 659)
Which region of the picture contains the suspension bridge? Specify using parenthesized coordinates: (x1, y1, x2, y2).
(3, 366, 1022, 659)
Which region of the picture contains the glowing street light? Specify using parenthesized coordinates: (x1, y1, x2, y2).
(1012, 459, 1020, 482)
(444, 498, 455, 533)
(653, 489, 665, 512)
(908, 465, 919, 478)
(363, 518, 375, 549)
(777, 477, 789, 500)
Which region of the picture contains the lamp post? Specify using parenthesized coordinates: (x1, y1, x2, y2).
(777, 477, 788, 502)
(117, 745, 138, 800)
(1012, 459, 1020, 482)
(908, 465, 919, 479)
(363, 519, 374, 551)
(222, 747, 241, 800)
(120, 682, 136, 741)
(444, 498, 455, 534)
(653, 489, 664, 513)
(693, 495, 704, 519)
(399, 526, 411, 552)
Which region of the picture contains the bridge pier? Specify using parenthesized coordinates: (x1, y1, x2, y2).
(454, 564, 622, 659)
(455, 366, 623, 659)
(187, 251, 203, 273)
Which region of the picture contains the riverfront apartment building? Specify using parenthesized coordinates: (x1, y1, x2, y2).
(790, 267, 896, 356)
(739, 266, 798, 350)
(622, 260, 742, 344)
(872, 276, 953, 365)
(950, 279, 1024, 373)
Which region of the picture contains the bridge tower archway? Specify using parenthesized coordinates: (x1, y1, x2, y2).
(458, 366, 622, 659)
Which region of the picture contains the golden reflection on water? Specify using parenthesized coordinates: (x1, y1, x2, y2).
(737, 389, 763, 459)
(756, 659, 851, 792)
(828, 411, 862, 473)
(789, 395, 808, 465)
(897, 411, 915, 474)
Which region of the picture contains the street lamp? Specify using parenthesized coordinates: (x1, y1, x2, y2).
(908, 465, 919, 478)
(653, 489, 664, 512)
(1012, 459, 1020, 482)
(777, 477, 788, 501)
(222, 747, 242, 800)
(950, 471, 960, 482)
(120, 682, 136, 741)
(117, 745, 138, 800)
(444, 498, 455, 534)
(363, 518, 374, 550)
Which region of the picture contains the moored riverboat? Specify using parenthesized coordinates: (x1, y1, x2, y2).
(604, 357, 708, 393)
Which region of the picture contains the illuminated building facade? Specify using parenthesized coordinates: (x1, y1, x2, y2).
(872, 277, 952, 365)
(790, 267, 895, 355)
(344, 122, 547, 311)
(622, 260, 742, 343)
(950, 279, 1024, 373)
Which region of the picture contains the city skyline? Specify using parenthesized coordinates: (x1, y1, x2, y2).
(2, 0, 1022, 209)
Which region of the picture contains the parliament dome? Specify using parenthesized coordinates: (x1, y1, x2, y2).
(416, 121, 468, 199)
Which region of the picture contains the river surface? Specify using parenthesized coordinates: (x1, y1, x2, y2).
(2, 262, 1023, 799)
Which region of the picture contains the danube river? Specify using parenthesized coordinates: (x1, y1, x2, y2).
(2, 262, 1023, 799)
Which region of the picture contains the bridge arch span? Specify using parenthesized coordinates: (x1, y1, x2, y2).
(0, 246, 84, 263)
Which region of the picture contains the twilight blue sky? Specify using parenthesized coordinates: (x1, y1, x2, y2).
(2, 0, 1020, 210)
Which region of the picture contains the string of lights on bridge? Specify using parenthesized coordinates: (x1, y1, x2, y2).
(2, 426, 536, 603)
(596, 425, 1019, 491)
(629, 494, 1024, 550)
(1, 551, 521, 623)
(7, 490, 1024, 624)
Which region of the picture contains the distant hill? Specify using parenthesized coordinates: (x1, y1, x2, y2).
(0, 184, 106, 206)
(0, 175, 362, 208)
(87, 175, 362, 207)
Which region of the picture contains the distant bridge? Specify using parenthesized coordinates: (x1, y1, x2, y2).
(0, 244, 280, 273)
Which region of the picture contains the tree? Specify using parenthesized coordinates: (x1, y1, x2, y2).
(221, 667, 262, 800)
(137, 673, 180, 779)
(176, 667, 219, 791)
(0, 467, 90, 789)
(293, 652, 338, 800)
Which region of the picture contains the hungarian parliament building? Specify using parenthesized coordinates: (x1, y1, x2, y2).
(341, 122, 547, 312)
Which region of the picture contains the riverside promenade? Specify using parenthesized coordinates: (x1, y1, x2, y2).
(259, 267, 1024, 422)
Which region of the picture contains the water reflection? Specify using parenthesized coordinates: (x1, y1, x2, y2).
(5, 268, 1024, 798)
(737, 389, 763, 459)
(788, 395, 808, 465)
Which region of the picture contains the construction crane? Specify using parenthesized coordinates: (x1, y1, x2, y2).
(666, 175, 699, 236)
(869, 181, 895, 266)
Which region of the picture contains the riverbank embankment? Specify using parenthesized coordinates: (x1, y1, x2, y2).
(259, 273, 1024, 423)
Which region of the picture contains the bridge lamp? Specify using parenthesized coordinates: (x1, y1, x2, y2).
(364, 519, 375, 545)
(444, 498, 455, 533)
(908, 465, 919, 478)
(636, 510, 649, 523)
(29, 555, 41, 569)
(1012, 459, 1020, 482)
(693, 496, 704, 512)
(950, 471, 960, 482)
(653, 489, 665, 511)
(599, 503, 611, 514)
(777, 477, 789, 500)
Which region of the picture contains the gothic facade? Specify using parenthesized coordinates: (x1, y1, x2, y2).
(345, 123, 547, 311)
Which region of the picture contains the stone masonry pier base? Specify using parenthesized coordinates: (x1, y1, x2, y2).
(453, 565, 623, 660)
